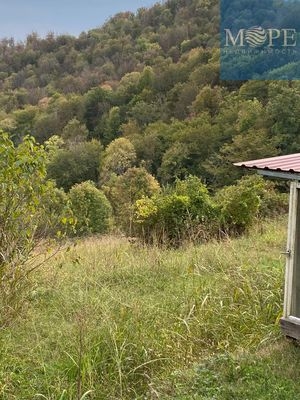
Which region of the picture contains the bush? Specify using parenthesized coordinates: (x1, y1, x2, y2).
(69, 181, 112, 236)
(135, 176, 217, 245)
(135, 174, 287, 245)
(0, 132, 68, 326)
(37, 183, 74, 238)
(215, 175, 287, 235)
(174, 175, 217, 222)
(150, 193, 192, 245)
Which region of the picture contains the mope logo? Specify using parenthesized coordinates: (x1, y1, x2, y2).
(224, 26, 297, 48)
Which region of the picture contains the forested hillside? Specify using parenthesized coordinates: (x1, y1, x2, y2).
(1, 0, 297, 184)
(0, 0, 295, 240)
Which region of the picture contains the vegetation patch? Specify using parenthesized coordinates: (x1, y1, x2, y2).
(0, 217, 297, 399)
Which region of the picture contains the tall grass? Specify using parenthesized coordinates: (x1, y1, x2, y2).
(0, 217, 291, 399)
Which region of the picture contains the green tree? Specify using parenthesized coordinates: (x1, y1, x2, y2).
(61, 118, 88, 143)
(69, 181, 112, 236)
(192, 85, 223, 117)
(37, 183, 74, 238)
(266, 84, 300, 153)
(115, 72, 141, 104)
(100, 138, 137, 183)
(47, 139, 103, 191)
(84, 87, 111, 133)
(159, 142, 190, 183)
(158, 115, 221, 183)
(205, 128, 279, 188)
(129, 121, 172, 176)
(102, 106, 122, 144)
(105, 167, 160, 234)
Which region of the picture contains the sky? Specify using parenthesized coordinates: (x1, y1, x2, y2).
(0, 0, 157, 42)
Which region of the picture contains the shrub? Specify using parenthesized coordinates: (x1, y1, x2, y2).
(153, 193, 192, 244)
(215, 175, 287, 235)
(37, 183, 74, 238)
(174, 175, 217, 222)
(0, 132, 68, 326)
(257, 182, 289, 218)
(69, 181, 112, 236)
(135, 176, 217, 245)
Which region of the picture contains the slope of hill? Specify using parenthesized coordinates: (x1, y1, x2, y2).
(1, 0, 300, 191)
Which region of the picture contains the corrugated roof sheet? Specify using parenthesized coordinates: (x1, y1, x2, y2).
(234, 153, 300, 173)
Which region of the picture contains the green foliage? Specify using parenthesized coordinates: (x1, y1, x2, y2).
(0, 0, 295, 246)
(37, 183, 74, 238)
(135, 174, 287, 245)
(169, 348, 300, 399)
(101, 106, 122, 143)
(105, 167, 160, 234)
(100, 137, 137, 183)
(135, 176, 217, 245)
(136, 193, 192, 245)
(129, 120, 172, 176)
(0, 132, 65, 326)
(0, 4, 298, 397)
(204, 97, 280, 187)
(215, 175, 282, 235)
(0, 0, 298, 195)
(192, 85, 223, 117)
(266, 83, 300, 153)
(83, 87, 111, 136)
(61, 118, 88, 143)
(174, 175, 217, 221)
(155, 114, 222, 184)
(47, 139, 103, 191)
(44, 134, 64, 159)
(69, 181, 112, 236)
(159, 142, 191, 183)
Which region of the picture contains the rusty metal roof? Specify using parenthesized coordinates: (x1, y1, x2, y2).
(234, 154, 300, 174)
(234, 154, 300, 180)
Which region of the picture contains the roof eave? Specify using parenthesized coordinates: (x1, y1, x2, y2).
(234, 165, 300, 181)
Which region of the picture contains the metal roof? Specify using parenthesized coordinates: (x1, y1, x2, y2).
(234, 153, 300, 180)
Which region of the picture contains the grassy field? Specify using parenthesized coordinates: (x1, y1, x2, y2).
(1, 216, 300, 399)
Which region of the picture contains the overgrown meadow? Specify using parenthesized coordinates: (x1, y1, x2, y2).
(1, 217, 300, 399)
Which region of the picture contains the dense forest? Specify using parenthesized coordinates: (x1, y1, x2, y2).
(0, 0, 296, 242)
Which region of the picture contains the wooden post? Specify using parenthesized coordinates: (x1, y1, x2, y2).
(283, 182, 298, 317)
(281, 181, 300, 339)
